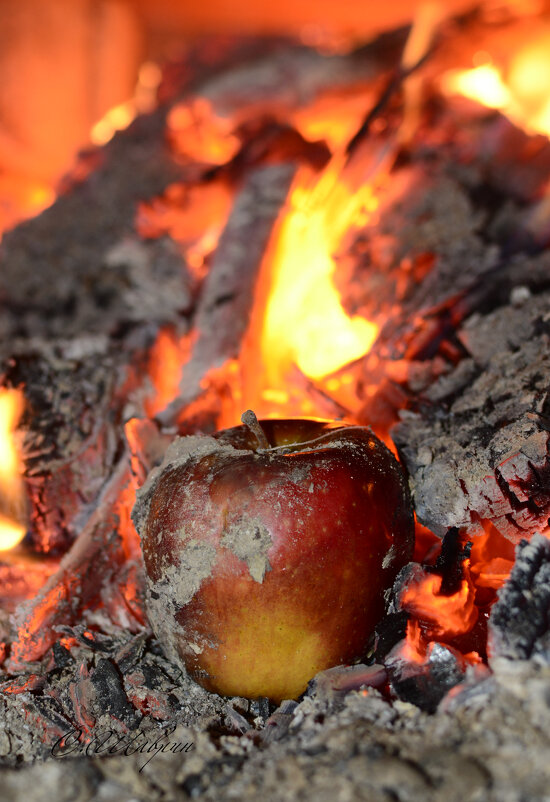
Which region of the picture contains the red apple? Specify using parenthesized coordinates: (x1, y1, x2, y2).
(132, 412, 414, 702)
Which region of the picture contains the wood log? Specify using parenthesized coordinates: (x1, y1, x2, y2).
(158, 162, 296, 426)
(392, 291, 550, 542)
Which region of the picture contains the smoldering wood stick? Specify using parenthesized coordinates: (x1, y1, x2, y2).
(157, 162, 296, 427)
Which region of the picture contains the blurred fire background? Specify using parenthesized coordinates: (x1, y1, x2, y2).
(0, 0, 483, 234)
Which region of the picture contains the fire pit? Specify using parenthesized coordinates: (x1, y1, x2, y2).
(1, 3, 550, 800)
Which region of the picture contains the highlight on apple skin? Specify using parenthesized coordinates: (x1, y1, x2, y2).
(132, 412, 415, 703)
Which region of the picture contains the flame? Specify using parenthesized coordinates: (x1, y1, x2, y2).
(136, 180, 233, 278)
(144, 328, 192, 417)
(442, 64, 512, 110)
(0, 389, 27, 552)
(257, 156, 379, 413)
(400, 619, 428, 664)
(291, 94, 374, 152)
(442, 32, 550, 138)
(400, 564, 478, 640)
(469, 522, 515, 592)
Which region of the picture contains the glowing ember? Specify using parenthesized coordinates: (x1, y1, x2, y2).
(168, 99, 241, 165)
(0, 175, 56, 242)
(259, 157, 379, 407)
(0, 389, 27, 552)
(469, 523, 515, 592)
(91, 61, 161, 146)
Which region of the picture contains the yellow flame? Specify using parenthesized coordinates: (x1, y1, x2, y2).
(0, 388, 27, 552)
(442, 64, 512, 110)
(0, 516, 26, 552)
(442, 35, 550, 139)
(260, 156, 379, 398)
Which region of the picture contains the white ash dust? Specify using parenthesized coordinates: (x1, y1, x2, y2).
(131, 434, 246, 536)
(221, 518, 273, 583)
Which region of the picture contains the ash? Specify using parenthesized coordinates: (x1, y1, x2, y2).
(3, 628, 550, 802)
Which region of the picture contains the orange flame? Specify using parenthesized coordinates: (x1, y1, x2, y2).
(144, 328, 192, 418)
(0, 389, 27, 552)
(469, 522, 515, 593)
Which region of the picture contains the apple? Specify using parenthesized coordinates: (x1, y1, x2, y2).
(132, 412, 414, 703)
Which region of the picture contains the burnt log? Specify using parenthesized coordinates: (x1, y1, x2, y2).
(392, 291, 550, 541)
(2, 344, 130, 553)
(488, 534, 550, 663)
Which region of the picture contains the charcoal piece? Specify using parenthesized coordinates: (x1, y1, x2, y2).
(224, 705, 251, 735)
(89, 658, 140, 729)
(386, 642, 467, 713)
(386, 563, 419, 614)
(373, 611, 409, 661)
(7, 456, 133, 669)
(51, 642, 74, 671)
(73, 628, 114, 654)
(114, 633, 148, 674)
(432, 528, 471, 595)
(488, 534, 550, 663)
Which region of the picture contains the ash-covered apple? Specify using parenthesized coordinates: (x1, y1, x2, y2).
(132, 412, 414, 702)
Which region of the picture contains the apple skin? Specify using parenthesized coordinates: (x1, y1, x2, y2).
(133, 417, 414, 703)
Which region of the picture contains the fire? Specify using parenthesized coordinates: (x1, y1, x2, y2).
(0, 389, 27, 551)
(400, 564, 478, 640)
(257, 156, 379, 413)
(168, 99, 241, 165)
(442, 63, 512, 110)
(144, 328, 192, 418)
(91, 61, 161, 147)
(442, 32, 550, 138)
(137, 180, 233, 275)
(0, 175, 56, 242)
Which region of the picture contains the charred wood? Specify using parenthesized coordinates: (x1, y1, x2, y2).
(489, 534, 550, 663)
(158, 163, 296, 426)
(392, 291, 550, 541)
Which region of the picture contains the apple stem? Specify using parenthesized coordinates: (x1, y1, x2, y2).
(241, 409, 271, 450)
